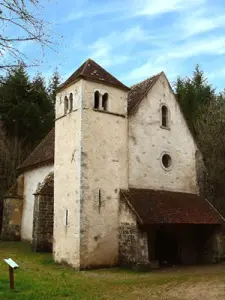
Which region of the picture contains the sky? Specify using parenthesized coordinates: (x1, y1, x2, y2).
(4, 0, 225, 90)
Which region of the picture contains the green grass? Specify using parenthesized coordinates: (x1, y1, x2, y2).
(0, 241, 224, 300)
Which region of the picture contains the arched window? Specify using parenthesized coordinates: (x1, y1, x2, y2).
(161, 105, 168, 128)
(69, 93, 73, 112)
(94, 91, 100, 109)
(102, 93, 108, 111)
(64, 96, 68, 114)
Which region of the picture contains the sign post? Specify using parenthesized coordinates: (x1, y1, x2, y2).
(4, 258, 19, 289)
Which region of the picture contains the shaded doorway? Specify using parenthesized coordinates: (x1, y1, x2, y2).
(155, 226, 179, 266)
(149, 224, 221, 266)
(32, 172, 54, 252)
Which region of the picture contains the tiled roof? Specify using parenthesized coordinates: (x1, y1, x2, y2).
(121, 188, 224, 224)
(58, 59, 130, 92)
(17, 128, 54, 171)
(128, 73, 161, 114)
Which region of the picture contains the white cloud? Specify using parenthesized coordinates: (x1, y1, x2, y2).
(124, 58, 178, 83)
(177, 9, 225, 38)
(62, 0, 206, 23)
(166, 37, 225, 60)
(53, 0, 225, 90)
(61, 2, 126, 23)
(124, 34, 225, 82)
(88, 26, 150, 67)
(89, 40, 129, 68)
(132, 0, 206, 17)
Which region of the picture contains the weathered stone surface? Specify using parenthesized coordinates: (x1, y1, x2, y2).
(128, 73, 198, 194)
(1, 175, 24, 241)
(119, 223, 149, 267)
(1, 197, 23, 241)
(5, 175, 24, 198)
(32, 173, 54, 252)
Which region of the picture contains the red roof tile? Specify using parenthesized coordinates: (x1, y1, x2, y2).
(128, 73, 161, 114)
(17, 128, 54, 171)
(121, 189, 224, 224)
(58, 59, 130, 92)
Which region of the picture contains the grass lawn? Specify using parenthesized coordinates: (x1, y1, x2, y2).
(0, 241, 224, 299)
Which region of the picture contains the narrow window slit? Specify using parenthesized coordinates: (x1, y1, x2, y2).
(69, 93, 73, 112)
(102, 93, 108, 111)
(65, 209, 68, 226)
(162, 105, 168, 127)
(98, 189, 102, 213)
(64, 96, 68, 115)
(94, 91, 100, 109)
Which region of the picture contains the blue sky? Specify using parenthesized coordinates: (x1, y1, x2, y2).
(5, 0, 225, 90)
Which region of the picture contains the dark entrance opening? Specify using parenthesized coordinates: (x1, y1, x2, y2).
(149, 224, 220, 266)
(155, 226, 179, 266)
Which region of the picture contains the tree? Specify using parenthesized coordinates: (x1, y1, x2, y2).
(0, 64, 54, 150)
(0, 0, 54, 71)
(175, 65, 215, 135)
(48, 70, 61, 105)
(0, 63, 30, 141)
(0, 64, 56, 204)
(196, 94, 225, 200)
(175, 65, 225, 214)
(29, 73, 54, 141)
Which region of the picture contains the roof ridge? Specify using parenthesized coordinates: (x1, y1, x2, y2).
(17, 127, 55, 171)
(58, 58, 129, 92)
(130, 72, 162, 88)
(128, 72, 162, 114)
(80, 58, 91, 76)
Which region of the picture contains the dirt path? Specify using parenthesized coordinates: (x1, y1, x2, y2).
(165, 281, 225, 300)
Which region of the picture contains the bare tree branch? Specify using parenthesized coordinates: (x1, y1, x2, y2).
(0, 0, 57, 70)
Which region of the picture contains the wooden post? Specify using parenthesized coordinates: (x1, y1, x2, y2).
(9, 266, 14, 289)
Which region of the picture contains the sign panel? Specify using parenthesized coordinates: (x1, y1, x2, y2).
(4, 258, 19, 269)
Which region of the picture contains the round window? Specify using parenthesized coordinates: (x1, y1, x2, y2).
(162, 154, 172, 169)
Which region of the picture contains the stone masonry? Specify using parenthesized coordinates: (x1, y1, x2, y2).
(1, 175, 24, 241)
(119, 223, 149, 268)
(32, 172, 54, 252)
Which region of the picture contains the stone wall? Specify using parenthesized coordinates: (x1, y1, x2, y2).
(1, 175, 24, 240)
(54, 80, 82, 268)
(119, 197, 149, 268)
(32, 194, 54, 252)
(128, 72, 198, 194)
(119, 223, 149, 268)
(1, 197, 23, 241)
(32, 172, 54, 252)
(79, 80, 128, 269)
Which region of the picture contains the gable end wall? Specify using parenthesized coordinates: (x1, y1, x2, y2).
(128, 73, 198, 194)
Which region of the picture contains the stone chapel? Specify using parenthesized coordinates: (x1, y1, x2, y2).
(1, 59, 224, 269)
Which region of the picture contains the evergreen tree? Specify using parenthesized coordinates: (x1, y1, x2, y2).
(175, 65, 215, 134)
(175, 65, 225, 214)
(48, 70, 61, 105)
(29, 74, 54, 143)
(0, 65, 57, 201)
(0, 64, 31, 141)
(0, 64, 54, 149)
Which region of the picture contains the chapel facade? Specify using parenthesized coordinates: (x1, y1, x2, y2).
(1, 59, 224, 269)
